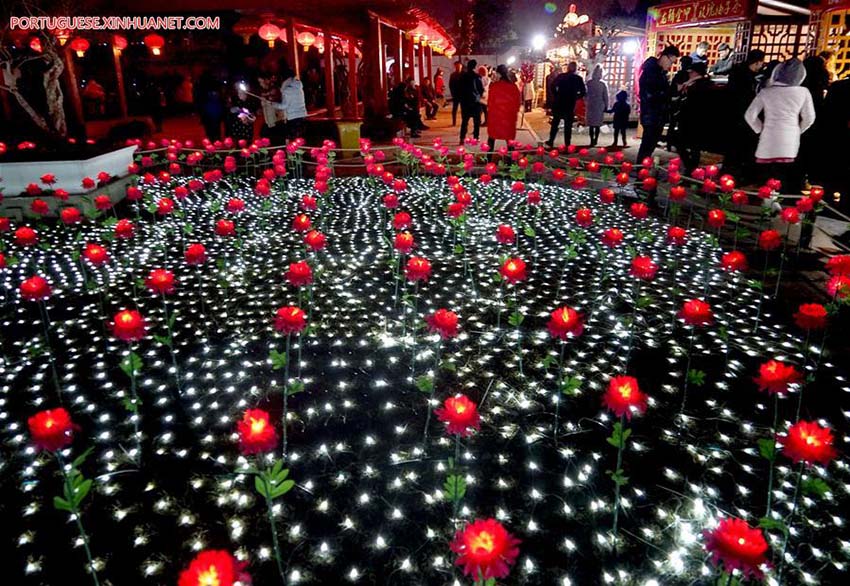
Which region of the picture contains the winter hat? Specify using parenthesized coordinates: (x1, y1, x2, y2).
(770, 58, 806, 87)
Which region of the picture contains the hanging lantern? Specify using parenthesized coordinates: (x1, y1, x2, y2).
(55, 29, 71, 46)
(315, 34, 325, 54)
(113, 35, 128, 54)
(69, 37, 90, 58)
(29, 37, 43, 53)
(297, 31, 315, 52)
(258, 23, 280, 48)
(144, 33, 166, 56)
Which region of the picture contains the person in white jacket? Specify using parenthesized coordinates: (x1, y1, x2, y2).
(744, 58, 815, 192)
(275, 66, 307, 140)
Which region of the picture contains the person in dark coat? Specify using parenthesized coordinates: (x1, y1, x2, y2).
(448, 61, 464, 126)
(800, 54, 831, 185)
(545, 61, 586, 148)
(667, 55, 693, 152)
(390, 77, 425, 138)
(676, 62, 715, 174)
(690, 41, 709, 65)
(607, 90, 631, 147)
(821, 78, 850, 211)
(421, 78, 438, 120)
(710, 43, 734, 76)
(722, 49, 765, 180)
(194, 70, 225, 141)
(636, 45, 680, 163)
(457, 60, 485, 143)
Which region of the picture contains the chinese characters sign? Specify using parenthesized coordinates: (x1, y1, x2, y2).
(650, 0, 753, 29)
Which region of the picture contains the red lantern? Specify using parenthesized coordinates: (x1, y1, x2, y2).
(29, 37, 43, 53)
(69, 37, 89, 58)
(54, 29, 71, 45)
(144, 33, 165, 56)
(113, 35, 128, 53)
(258, 23, 280, 48)
(297, 31, 316, 52)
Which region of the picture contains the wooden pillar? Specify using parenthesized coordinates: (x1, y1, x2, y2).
(286, 20, 300, 77)
(347, 39, 358, 116)
(363, 12, 387, 118)
(62, 46, 84, 126)
(113, 47, 128, 118)
(323, 30, 335, 115)
(416, 43, 425, 84)
(403, 34, 414, 80)
(391, 28, 402, 86)
(426, 45, 433, 82)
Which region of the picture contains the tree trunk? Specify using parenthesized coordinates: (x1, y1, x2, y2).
(43, 49, 67, 136)
(6, 87, 50, 133)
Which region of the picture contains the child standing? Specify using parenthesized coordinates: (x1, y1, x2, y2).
(608, 90, 631, 148)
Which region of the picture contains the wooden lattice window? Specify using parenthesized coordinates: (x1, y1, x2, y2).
(820, 9, 850, 79)
(653, 28, 737, 72)
(750, 23, 808, 62)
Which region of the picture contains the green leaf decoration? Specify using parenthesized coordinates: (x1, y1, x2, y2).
(254, 475, 270, 498)
(183, 223, 194, 235)
(507, 311, 524, 327)
(53, 496, 73, 511)
(523, 226, 536, 238)
(453, 244, 464, 255)
(686, 369, 706, 387)
(541, 355, 555, 370)
(101, 217, 118, 228)
(606, 422, 630, 449)
(120, 352, 143, 378)
(73, 478, 93, 507)
(443, 474, 467, 502)
(286, 380, 305, 396)
(72, 447, 94, 469)
(758, 516, 789, 537)
(153, 334, 172, 347)
(636, 295, 653, 309)
(606, 468, 629, 486)
(801, 477, 831, 498)
(255, 465, 295, 500)
(71, 249, 81, 261)
(747, 279, 764, 290)
(415, 375, 434, 394)
(145, 204, 157, 214)
(560, 376, 581, 396)
(269, 348, 288, 370)
(757, 438, 777, 462)
(440, 360, 456, 372)
(122, 397, 139, 412)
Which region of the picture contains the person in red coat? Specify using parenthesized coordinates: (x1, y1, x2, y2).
(486, 65, 522, 153)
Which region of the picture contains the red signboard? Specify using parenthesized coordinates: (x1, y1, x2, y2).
(650, 0, 753, 29)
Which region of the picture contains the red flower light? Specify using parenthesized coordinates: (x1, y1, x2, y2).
(383, 194, 399, 209)
(145, 269, 175, 295)
(779, 420, 838, 466)
(15, 226, 38, 246)
(547, 306, 584, 340)
(450, 518, 520, 580)
(114, 219, 135, 239)
(426, 308, 459, 339)
(111, 310, 147, 342)
(616, 172, 629, 185)
(285, 261, 313, 287)
(435, 395, 480, 437)
(40, 173, 56, 185)
(28, 408, 77, 452)
(274, 305, 307, 334)
(703, 518, 769, 579)
(731, 190, 748, 206)
(236, 408, 278, 455)
(629, 256, 658, 281)
(83, 243, 109, 266)
(601, 228, 624, 247)
(629, 202, 649, 219)
(667, 226, 686, 245)
(300, 195, 317, 211)
(780, 207, 800, 224)
(31, 199, 49, 215)
(405, 256, 432, 282)
(500, 257, 527, 283)
(292, 214, 311, 232)
(527, 190, 541, 205)
(215, 219, 236, 237)
(679, 299, 713, 326)
(447, 202, 466, 218)
(707, 209, 726, 228)
(754, 360, 801, 394)
(827, 275, 850, 299)
(393, 212, 412, 230)
(575, 208, 593, 227)
(185, 243, 207, 266)
(826, 255, 850, 276)
(793, 303, 827, 330)
(394, 231, 415, 254)
(157, 198, 175, 215)
(721, 250, 747, 272)
(94, 194, 112, 210)
(669, 185, 686, 201)
(20, 275, 51, 301)
(495, 225, 515, 245)
(226, 198, 245, 213)
(60, 208, 82, 225)
(757, 229, 782, 251)
(599, 188, 615, 204)
(603, 375, 648, 419)
(304, 230, 327, 251)
(177, 550, 246, 586)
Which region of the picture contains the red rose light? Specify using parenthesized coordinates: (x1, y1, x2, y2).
(435, 395, 480, 437)
(177, 550, 245, 586)
(599, 188, 615, 204)
(511, 180, 525, 193)
(20, 275, 52, 301)
(15, 226, 38, 247)
(28, 408, 77, 451)
(575, 208, 593, 227)
(758, 229, 782, 251)
(721, 250, 747, 272)
(629, 202, 649, 219)
(82, 243, 109, 266)
(145, 269, 175, 295)
(40, 173, 56, 185)
(796, 196, 813, 214)
(447, 202, 466, 218)
(779, 421, 838, 466)
(679, 299, 713, 326)
(114, 219, 135, 239)
(754, 360, 802, 394)
(236, 408, 278, 455)
(641, 177, 658, 191)
(703, 518, 769, 579)
(405, 256, 432, 282)
(393, 212, 412, 230)
(495, 225, 515, 245)
(304, 230, 326, 251)
(827, 275, 850, 299)
(669, 185, 686, 201)
(383, 194, 399, 209)
(547, 306, 584, 340)
(215, 219, 236, 237)
(111, 310, 147, 342)
(274, 305, 307, 334)
(126, 186, 142, 201)
(285, 260, 313, 287)
(394, 231, 415, 254)
(500, 257, 527, 283)
(825, 255, 850, 276)
(601, 228, 624, 247)
(616, 172, 629, 186)
(94, 194, 112, 210)
(300, 195, 317, 211)
(731, 190, 748, 206)
(794, 303, 827, 330)
(185, 243, 207, 266)
(780, 207, 800, 224)
(629, 256, 658, 280)
(156, 198, 175, 215)
(603, 375, 648, 419)
(451, 518, 520, 580)
(292, 214, 311, 232)
(426, 308, 459, 339)
(707, 209, 726, 228)
(527, 190, 541, 205)
(226, 198, 245, 213)
(61, 208, 82, 225)
(31, 199, 49, 215)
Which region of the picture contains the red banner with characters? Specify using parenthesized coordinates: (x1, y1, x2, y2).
(649, 0, 753, 29)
